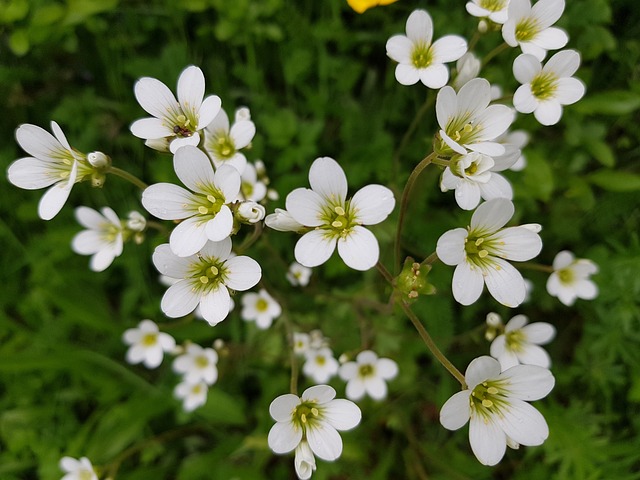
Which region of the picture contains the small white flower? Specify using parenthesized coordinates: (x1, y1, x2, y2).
(339, 350, 399, 401)
(130, 65, 222, 153)
(268, 385, 361, 467)
(173, 343, 219, 385)
(71, 206, 124, 272)
(287, 262, 313, 287)
(490, 314, 556, 370)
(453, 52, 481, 90)
(435, 78, 514, 158)
(122, 319, 176, 369)
(8, 122, 92, 220)
(309, 330, 329, 350)
(436, 198, 542, 307)
(142, 145, 241, 257)
(59, 456, 98, 480)
(283, 157, 395, 271)
(204, 107, 256, 173)
(294, 440, 317, 480)
(265, 208, 305, 232)
(236, 200, 266, 224)
(546, 250, 598, 306)
(440, 356, 555, 466)
(293, 333, 311, 355)
(303, 347, 339, 383)
(440, 152, 514, 210)
(240, 162, 268, 202)
(502, 0, 568, 61)
(241, 289, 282, 329)
(466, 0, 510, 24)
(153, 237, 261, 326)
(174, 380, 209, 412)
(513, 50, 585, 126)
(386, 9, 467, 89)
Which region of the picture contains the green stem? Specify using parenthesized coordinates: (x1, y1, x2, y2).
(421, 251, 440, 267)
(518, 262, 554, 273)
(394, 152, 437, 272)
(376, 262, 466, 388)
(108, 167, 148, 190)
(236, 222, 263, 255)
(482, 42, 510, 67)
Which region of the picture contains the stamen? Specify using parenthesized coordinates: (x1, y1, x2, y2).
(475, 238, 484, 246)
(199, 276, 209, 284)
(198, 206, 209, 214)
(210, 266, 219, 275)
(334, 206, 345, 216)
(487, 386, 498, 395)
(482, 399, 494, 408)
(301, 414, 307, 423)
(311, 408, 319, 416)
(207, 195, 217, 203)
(478, 250, 488, 258)
(332, 220, 343, 228)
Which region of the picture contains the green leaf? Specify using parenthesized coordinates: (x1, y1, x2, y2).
(8, 29, 29, 56)
(588, 170, 640, 192)
(585, 139, 615, 167)
(575, 90, 640, 116)
(0, 0, 29, 23)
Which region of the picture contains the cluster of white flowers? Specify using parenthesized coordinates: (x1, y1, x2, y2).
(296, 331, 340, 384)
(173, 343, 220, 411)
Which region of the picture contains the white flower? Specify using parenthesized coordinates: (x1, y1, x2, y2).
(59, 456, 98, 480)
(435, 78, 514, 158)
(453, 52, 481, 90)
(436, 198, 542, 307)
(130, 65, 221, 153)
(284, 157, 395, 271)
(71, 206, 124, 272)
(265, 208, 305, 232)
(294, 440, 317, 480)
(466, 0, 510, 24)
(287, 262, 313, 287)
(513, 50, 585, 126)
(241, 289, 282, 329)
(174, 380, 209, 412)
(142, 145, 241, 257)
(8, 122, 92, 220)
(293, 332, 311, 355)
(152, 237, 261, 326)
(490, 314, 556, 370)
(502, 0, 568, 61)
(386, 9, 467, 89)
(440, 356, 555, 466)
(303, 347, 339, 383)
(122, 319, 176, 369)
(546, 250, 598, 306)
(204, 107, 255, 173)
(339, 350, 399, 401)
(496, 130, 530, 171)
(173, 343, 219, 385)
(236, 200, 266, 224)
(440, 152, 514, 210)
(268, 385, 361, 466)
(240, 162, 267, 202)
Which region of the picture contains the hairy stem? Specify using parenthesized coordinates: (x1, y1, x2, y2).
(108, 167, 148, 190)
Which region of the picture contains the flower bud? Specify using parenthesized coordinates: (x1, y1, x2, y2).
(87, 151, 111, 168)
(236, 201, 266, 224)
(235, 106, 251, 122)
(127, 211, 147, 232)
(395, 257, 436, 301)
(91, 172, 106, 188)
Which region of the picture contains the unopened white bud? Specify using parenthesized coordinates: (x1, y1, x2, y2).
(237, 201, 265, 224)
(266, 188, 279, 201)
(87, 151, 111, 168)
(127, 211, 147, 232)
(486, 312, 502, 328)
(235, 106, 251, 122)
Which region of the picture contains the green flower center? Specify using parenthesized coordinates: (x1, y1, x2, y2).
(212, 134, 236, 159)
(256, 298, 269, 312)
(172, 114, 195, 138)
(320, 203, 356, 238)
(79, 470, 95, 480)
(315, 355, 326, 366)
(292, 402, 322, 431)
(142, 333, 158, 346)
(190, 258, 227, 293)
(464, 234, 498, 267)
(470, 380, 508, 419)
(530, 72, 558, 100)
(194, 193, 225, 217)
(411, 42, 434, 69)
(359, 364, 374, 378)
(505, 330, 525, 352)
(515, 17, 540, 42)
(557, 267, 575, 284)
(241, 181, 254, 198)
(195, 355, 209, 368)
(480, 0, 506, 11)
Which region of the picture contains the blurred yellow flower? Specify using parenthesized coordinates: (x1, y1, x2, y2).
(347, 0, 399, 14)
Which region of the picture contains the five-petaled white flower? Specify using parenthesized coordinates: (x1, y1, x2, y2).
(546, 250, 598, 306)
(386, 9, 467, 89)
(152, 237, 261, 326)
(502, 0, 568, 61)
(287, 262, 313, 287)
(435, 78, 514, 158)
(59, 456, 98, 480)
(513, 50, 585, 126)
(204, 107, 256, 173)
(268, 385, 361, 470)
(130, 65, 222, 153)
(174, 379, 209, 412)
(339, 350, 399, 401)
(440, 356, 555, 466)
(122, 319, 176, 369)
(440, 151, 515, 210)
(173, 343, 219, 385)
(142, 145, 241, 257)
(241, 288, 282, 329)
(283, 157, 395, 271)
(71, 206, 124, 272)
(436, 198, 542, 307)
(303, 347, 340, 383)
(466, 0, 510, 24)
(293, 332, 311, 355)
(489, 314, 556, 370)
(8, 122, 93, 220)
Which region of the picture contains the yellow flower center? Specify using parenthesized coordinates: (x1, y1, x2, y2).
(256, 298, 269, 312)
(480, 0, 506, 11)
(292, 402, 322, 431)
(470, 381, 508, 420)
(411, 42, 434, 69)
(212, 134, 236, 159)
(195, 355, 209, 368)
(358, 364, 374, 378)
(142, 333, 158, 346)
(515, 17, 540, 42)
(557, 267, 575, 284)
(530, 72, 558, 100)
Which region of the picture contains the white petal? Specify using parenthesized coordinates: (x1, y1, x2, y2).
(499, 364, 555, 400)
(169, 133, 200, 154)
(224, 256, 261, 291)
(350, 185, 395, 225)
(205, 108, 230, 134)
(7, 157, 57, 190)
(431, 35, 467, 63)
(134, 76, 181, 119)
(345, 378, 366, 401)
(517, 344, 552, 368)
(440, 390, 471, 430)
(130, 117, 173, 139)
(386, 35, 412, 63)
(74, 206, 104, 230)
(213, 164, 242, 201)
(365, 377, 388, 400)
(268, 422, 302, 454)
(436, 228, 467, 265)
(552, 250, 574, 269)
(452, 261, 484, 306)
(170, 216, 209, 257)
(337, 226, 379, 271)
(576, 279, 598, 300)
(16, 123, 69, 160)
(152, 244, 192, 278)
(513, 54, 541, 84)
(323, 399, 362, 430)
(473, 104, 514, 141)
(90, 246, 120, 272)
(395, 64, 420, 85)
(483, 258, 527, 307)
(174, 146, 216, 193)
(419, 64, 449, 89)
(230, 120, 256, 149)
(479, 173, 513, 201)
(544, 49, 580, 77)
(555, 77, 585, 105)
(286, 188, 325, 227)
(377, 358, 399, 379)
(38, 180, 72, 220)
(534, 100, 562, 126)
(467, 142, 506, 157)
(295, 231, 337, 268)
(532, 0, 565, 27)
(520, 42, 547, 62)
(204, 206, 233, 242)
(161, 280, 200, 318)
(454, 180, 482, 210)
(514, 85, 539, 114)
(498, 399, 548, 446)
(436, 86, 457, 129)
(200, 237, 232, 260)
(470, 198, 514, 234)
(457, 78, 491, 121)
(469, 415, 507, 466)
(307, 423, 342, 461)
(488, 226, 542, 261)
(199, 286, 231, 326)
(177, 66, 205, 116)
(72, 230, 104, 255)
(142, 183, 193, 220)
(465, 356, 501, 388)
(521, 322, 556, 344)
(339, 362, 358, 381)
(309, 157, 347, 203)
(270, 394, 300, 422)
(302, 385, 336, 404)
(406, 9, 433, 44)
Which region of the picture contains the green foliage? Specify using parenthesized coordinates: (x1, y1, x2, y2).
(1, 0, 639, 479)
